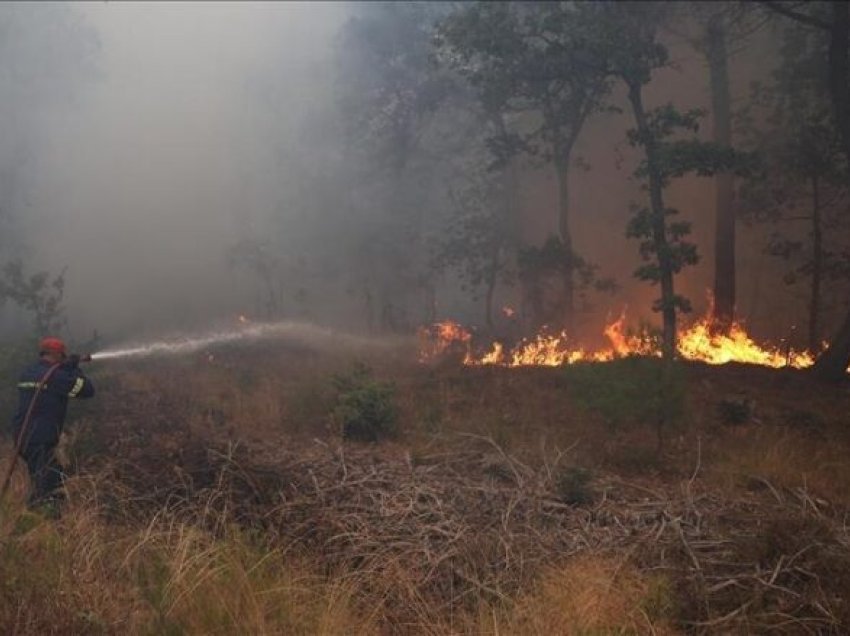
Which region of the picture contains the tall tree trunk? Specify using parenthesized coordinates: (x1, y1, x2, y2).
(627, 82, 677, 360)
(809, 175, 823, 352)
(706, 16, 736, 331)
(555, 157, 575, 334)
(815, 310, 850, 380)
(812, 1, 850, 380)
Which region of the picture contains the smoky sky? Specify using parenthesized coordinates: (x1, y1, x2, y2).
(10, 1, 345, 339)
(0, 2, 824, 345)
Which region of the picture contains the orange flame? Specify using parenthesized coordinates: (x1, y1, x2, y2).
(417, 320, 472, 363)
(420, 310, 824, 371)
(677, 317, 815, 368)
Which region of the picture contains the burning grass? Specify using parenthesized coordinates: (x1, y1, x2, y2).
(418, 308, 821, 371)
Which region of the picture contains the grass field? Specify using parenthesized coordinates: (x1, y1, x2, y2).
(2, 341, 850, 634)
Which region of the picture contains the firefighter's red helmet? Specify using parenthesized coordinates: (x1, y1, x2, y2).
(39, 337, 66, 355)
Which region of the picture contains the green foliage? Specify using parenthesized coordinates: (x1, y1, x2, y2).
(434, 0, 618, 270)
(331, 363, 398, 442)
(518, 236, 616, 320)
(436, 2, 612, 168)
(625, 101, 752, 320)
(518, 236, 572, 276)
(565, 357, 687, 449)
(627, 205, 698, 296)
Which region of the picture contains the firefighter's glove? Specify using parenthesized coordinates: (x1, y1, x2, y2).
(64, 354, 81, 369)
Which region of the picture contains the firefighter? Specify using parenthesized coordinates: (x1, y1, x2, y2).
(11, 337, 95, 514)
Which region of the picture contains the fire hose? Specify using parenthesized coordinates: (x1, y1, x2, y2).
(0, 354, 92, 503)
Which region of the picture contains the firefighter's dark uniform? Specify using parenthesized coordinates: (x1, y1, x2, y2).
(11, 358, 95, 506)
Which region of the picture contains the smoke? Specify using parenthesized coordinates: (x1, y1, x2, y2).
(7, 2, 347, 339)
(0, 2, 826, 348)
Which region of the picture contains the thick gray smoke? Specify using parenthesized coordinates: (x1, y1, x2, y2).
(0, 2, 829, 348)
(3, 2, 346, 340)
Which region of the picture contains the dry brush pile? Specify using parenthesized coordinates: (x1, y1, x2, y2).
(78, 401, 850, 633)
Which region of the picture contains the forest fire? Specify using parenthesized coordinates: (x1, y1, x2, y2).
(418, 311, 819, 370)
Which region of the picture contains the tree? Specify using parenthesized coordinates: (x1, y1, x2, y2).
(706, 13, 737, 330)
(334, 2, 454, 332)
(430, 163, 516, 330)
(0, 259, 67, 335)
(761, 1, 850, 379)
(227, 238, 285, 319)
(738, 18, 849, 352)
(664, 2, 769, 331)
(584, 2, 751, 359)
(437, 1, 611, 333)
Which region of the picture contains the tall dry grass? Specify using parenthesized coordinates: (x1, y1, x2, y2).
(1, 467, 680, 635)
(710, 426, 850, 506)
(0, 471, 376, 635)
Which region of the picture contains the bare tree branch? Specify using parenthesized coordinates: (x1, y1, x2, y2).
(759, 1, 831, 31)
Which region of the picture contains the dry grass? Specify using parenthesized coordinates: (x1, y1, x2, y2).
(0, 474, 375, 635)
(3, 346, 850, 633)
(709, 425, 850, 507)
(489, 555, 676, 635)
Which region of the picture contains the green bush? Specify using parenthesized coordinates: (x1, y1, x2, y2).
(331, 363, 398, 442)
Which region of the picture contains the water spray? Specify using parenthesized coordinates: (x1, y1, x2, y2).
(89, 320, 406, 362)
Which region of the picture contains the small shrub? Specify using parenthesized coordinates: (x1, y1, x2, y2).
(331, 362, 398, 442)
(555, 466, 596, 505)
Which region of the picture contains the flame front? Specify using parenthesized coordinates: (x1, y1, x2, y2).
(419, 310, 822, 371)
(677, 317, 815, 369)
